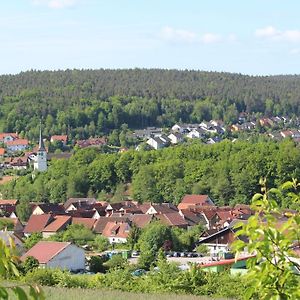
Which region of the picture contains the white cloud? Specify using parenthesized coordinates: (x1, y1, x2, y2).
(32, 0, 78, 9)
(255, 26, 300, 43)
(160, 26, 197, 43)
(201, 33, 221, 44)
(160, 27, 235, 45)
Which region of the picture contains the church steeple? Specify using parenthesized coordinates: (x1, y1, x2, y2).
(38, 121, 46, 151)
(33, 121, 47, 172)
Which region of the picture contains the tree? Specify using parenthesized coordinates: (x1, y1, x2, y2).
(92, 235, 109, 252)
(24, 233, 43, 250)
(22, 256, 39, 274)
(62, 224, 95, 246)
(16, 201, 32, 222)
(127, 224, 141, 250)
(137, 222, 172, 269)
(233, 178, 300, 299)
(0, 238, 44, 299)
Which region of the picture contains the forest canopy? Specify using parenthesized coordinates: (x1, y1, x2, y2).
(1, 69, 300, 140)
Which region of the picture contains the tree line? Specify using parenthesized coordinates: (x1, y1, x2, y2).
(1, 69, 300, 140)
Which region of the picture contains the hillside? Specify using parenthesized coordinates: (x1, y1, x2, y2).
(0, 69, 300, 140)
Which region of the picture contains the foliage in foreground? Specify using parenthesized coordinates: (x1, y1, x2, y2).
(23, 262, 245, 299)
(0, 237, 44, 300)
(233, 179, 300, 299)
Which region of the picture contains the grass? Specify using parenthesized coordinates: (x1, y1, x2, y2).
(42, 287, 230, 300)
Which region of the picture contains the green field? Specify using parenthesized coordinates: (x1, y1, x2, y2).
(42, 287, 229, 300)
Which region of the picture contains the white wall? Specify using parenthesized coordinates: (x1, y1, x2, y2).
(47, 244, 85, 271)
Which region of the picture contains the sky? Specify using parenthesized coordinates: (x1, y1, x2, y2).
(1, 0, 300, 75)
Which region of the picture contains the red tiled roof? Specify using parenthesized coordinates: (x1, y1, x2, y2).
(93, 216, 129, 234)
(24, 214, 53, 233)
(42, 215, 71, 232)
(102, 221, 130, 239)
(0, 199, 18, 206)
(157, 213, 188, 228)
(0, 133, 18, 140)
(51, 135, 68, 143)
(130, 214, 153, 228)
(21, 241, 71, 263)
(72, 217, 95, 230)
(6, 139, 29, 146)
(0, 148, 5, 155)
(181, 194, 211, 204)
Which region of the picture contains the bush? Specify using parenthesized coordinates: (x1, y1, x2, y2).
(104, 255, 128, 270)
(22, 256, 39, 274)
(89, 255, 108, 273)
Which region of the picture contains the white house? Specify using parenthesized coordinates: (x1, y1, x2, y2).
(146, 136, 166, 150)
(168, 132, 183, 144)
(21, 241, 85, 271)
(6, 139, 29, 152)
(186, 128, 205, 139)
(102, 222, 130, 244)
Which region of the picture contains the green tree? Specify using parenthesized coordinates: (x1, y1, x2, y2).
(16, 201, 32, 222)
(233, 178, 300, 299)
(24, 233, 43, 250)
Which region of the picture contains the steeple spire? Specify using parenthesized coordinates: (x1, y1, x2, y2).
(38, 121, 46, 151)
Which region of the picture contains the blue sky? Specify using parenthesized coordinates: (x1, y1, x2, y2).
(1, 0, 300, 75)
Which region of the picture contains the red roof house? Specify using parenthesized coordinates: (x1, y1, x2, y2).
(21, 241, 85, 271)
(24, 214, 54, 235)
(178, 195, 215, 210)
(42, 215, 71, 238)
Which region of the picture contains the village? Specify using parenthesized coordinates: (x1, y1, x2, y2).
(0, 113, 300, 171)
(0, 190, 299, 274)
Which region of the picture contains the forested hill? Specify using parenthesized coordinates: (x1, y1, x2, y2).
(1, 69, 300, 139)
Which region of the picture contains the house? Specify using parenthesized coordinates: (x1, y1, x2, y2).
(130, 214, 154, 228)
(76, 137, 107, 148)
(21, 241, 85, 271)
(280, 130, 293, 138)
(133, 127, 163, 139)
(71, 217, 96, 230)
(23, 214, 54, 236)
(144, 203, 178, 215)
(178, 195, 215, 210)
(42, 215, 72, 238)
(179, 209, 207, 227)
(168, 132, 184, 144)
(6, 139, 29, 152)
(146, 136, 167, 150)
(50, 135, 68, 145)
(9, 157, 28, 170)
(102, 221, 131, 243)
(156, 212, 188, 229)
(64, 198, 97, 211)
(93, 216, 130, 234)
(32, 203, 65, 216)
(186, 128, 206, 139)
(0, 231, 24, 254)
(0, 133, 19, 143)
(207, 137, 221, 144)
(259, 118, 274, 127)
(198, 220, 247, 257)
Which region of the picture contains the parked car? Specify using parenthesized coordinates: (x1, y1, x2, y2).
(131, 269, 146, 276)
(131, 251, 140, 257)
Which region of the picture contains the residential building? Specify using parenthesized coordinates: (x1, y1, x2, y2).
(21, 241, 85, 271)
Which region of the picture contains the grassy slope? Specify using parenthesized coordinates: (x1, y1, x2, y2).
(42, 287, 229, 300)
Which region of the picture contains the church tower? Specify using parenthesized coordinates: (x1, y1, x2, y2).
(34, 123, 47, 172)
